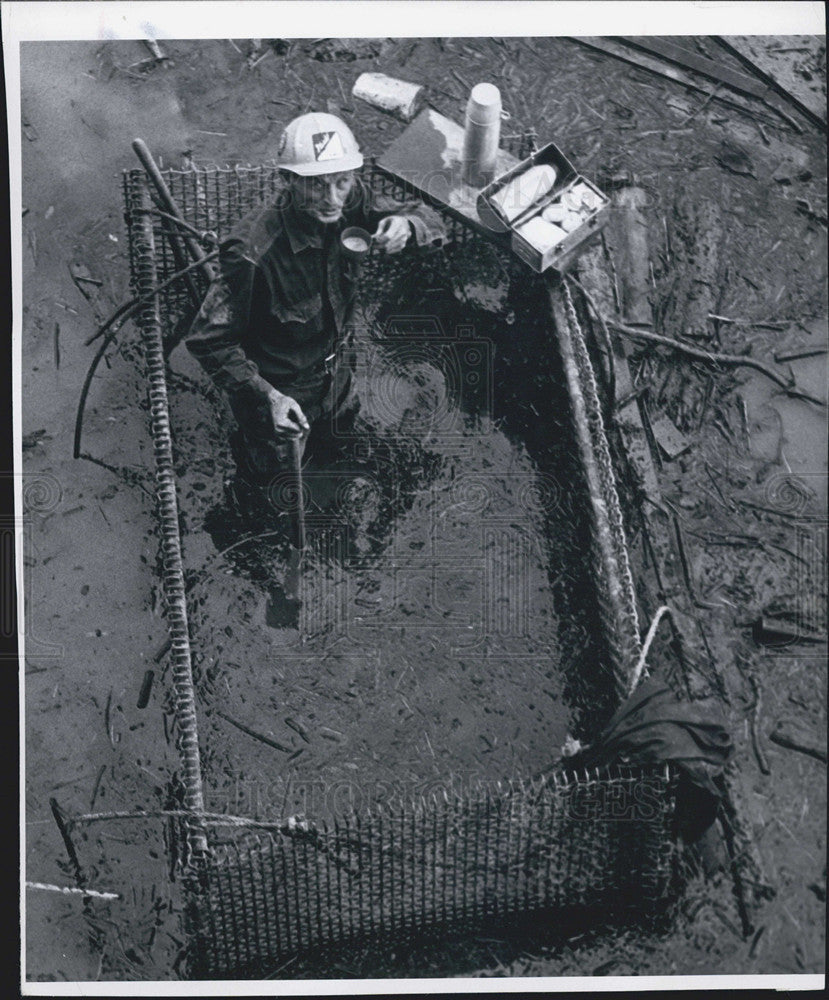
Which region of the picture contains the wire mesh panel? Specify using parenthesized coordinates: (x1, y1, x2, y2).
(185, 766, 677, 979)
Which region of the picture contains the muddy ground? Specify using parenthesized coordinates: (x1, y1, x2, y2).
(20, 37, 826, 981)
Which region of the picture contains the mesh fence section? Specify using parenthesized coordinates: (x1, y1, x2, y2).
(185, 766, 677, 979)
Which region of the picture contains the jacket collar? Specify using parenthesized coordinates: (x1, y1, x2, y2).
(281, 197, 329, 254)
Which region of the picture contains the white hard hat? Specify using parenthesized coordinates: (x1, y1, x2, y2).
(276, 112, 363, 176)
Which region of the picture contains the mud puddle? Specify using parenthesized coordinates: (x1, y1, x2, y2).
(184, 273, 576, 825)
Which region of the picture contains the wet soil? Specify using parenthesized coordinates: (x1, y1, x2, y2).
(21, 36, 826, 981)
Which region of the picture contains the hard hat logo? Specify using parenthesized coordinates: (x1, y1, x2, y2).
(277, 112, 363, 176)
(312, 131, 345, 162)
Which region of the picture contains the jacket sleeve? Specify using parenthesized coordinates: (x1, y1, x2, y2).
(355, 178, 446, 248)
(185, 239, 274, 433)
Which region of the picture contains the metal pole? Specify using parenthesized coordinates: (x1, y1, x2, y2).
(132, 138, 216, 302)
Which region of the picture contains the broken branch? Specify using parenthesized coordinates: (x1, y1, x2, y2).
(607, 321, 793, 391)
(215, 710, 292, 753)
(769, 721, 827, 764)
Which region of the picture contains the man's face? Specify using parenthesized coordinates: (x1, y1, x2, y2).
(290, 170, 356, 224)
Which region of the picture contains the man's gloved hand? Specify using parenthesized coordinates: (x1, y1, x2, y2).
(268, 388, 310, 438)
(373, 216, 412, 255)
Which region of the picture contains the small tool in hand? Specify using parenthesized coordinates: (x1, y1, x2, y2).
(267, 435, 306, 627)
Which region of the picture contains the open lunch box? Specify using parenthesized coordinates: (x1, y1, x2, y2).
(476, 142, 611, 273)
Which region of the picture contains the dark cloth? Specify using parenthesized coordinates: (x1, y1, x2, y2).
(570, 678, 734, 800)
(185, 177, 445, 432)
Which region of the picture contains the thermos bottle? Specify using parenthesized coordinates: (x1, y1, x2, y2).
(462, 83, 502, 188)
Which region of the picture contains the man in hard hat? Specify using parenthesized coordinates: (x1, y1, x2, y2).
(186, 112, 445, 507)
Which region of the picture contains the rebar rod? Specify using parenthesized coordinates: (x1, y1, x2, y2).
(131, 178, 207, 858)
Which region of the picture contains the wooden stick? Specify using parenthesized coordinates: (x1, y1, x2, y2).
(769, 721, 827, 764)
(775, 347, 827, 364)
(49, 798, 86, 888)
(747, 675, 770, 775)
(26, 881, 119, 901)
(215, 709, 292, 753)
(89, 764, 106, 812)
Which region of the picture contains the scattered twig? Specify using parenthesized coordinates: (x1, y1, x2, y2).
(746, 675, 770, 775)
(634, 127, 695, 139)
(49, 798, 86, 888)
(137, 669, 155, 710)
(779, 386, 826, 407)
(704, 460, 734, 510)
(89, 764, 106, 811)
(264, 955, 299, 980)
(774, 347, 827, 364)
(152, 636, 172, 663)
(284, 717, 310, 744)
(768, 721, 827, 764)
(614, 384, 650, 410)
(26, 881, 119, 901)
(749, 924, 766, 958)
(104, 688, 116, 747)
(678, 86, 722, 125)
(143, 38, 167, 63)
(629, 605, 672, 692)
(215, 709, 292, 753)
(249, 48, 273, 70)
(672, 515, 697, 601)
(738, 395, 751, 448)
(53, 323, 60, 370)
(450, 68, 471, 91)
(736, 498, 797, 521)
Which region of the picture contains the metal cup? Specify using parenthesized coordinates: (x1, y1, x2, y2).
(340, 226, 373, 262)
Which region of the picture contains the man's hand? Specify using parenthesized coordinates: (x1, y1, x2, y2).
(268, 388, 309, 438)
(373, 216, 412, 255)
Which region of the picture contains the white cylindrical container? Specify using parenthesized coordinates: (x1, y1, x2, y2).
(462, 83, 502, 188)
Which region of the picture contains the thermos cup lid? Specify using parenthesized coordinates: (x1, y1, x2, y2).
(466, 83, 502, 124)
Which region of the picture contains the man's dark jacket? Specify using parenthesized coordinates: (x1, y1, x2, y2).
(186, 177, 444, 433)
